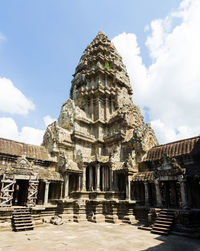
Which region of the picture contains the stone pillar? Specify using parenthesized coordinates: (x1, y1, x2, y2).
(78, 175, 81, 191)
(82, 166, 86, 191)
(111, 98, 114, 113)
(64, 174, 69, 198)
(104, 167, 107, 191)
(105, 97, 109, 121)
(96, 164, 100, 191)
(44, 180, 50, 204)
(126, 175, 131, 200)
(89, 166, 93, 191)
(155, 179, 162, 207)
(90, 97, 94, 120)
(102, 167, 105, 191)
(60, 182, 63, 199)
(105, 167, 108, 191)
(109, 167, 113, 191)
(179, 179, 187, 208)
(144, 182, 149, 206)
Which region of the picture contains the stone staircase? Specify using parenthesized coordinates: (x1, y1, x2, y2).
(151, 209, 175, 235)
(12, 207, 34, 231)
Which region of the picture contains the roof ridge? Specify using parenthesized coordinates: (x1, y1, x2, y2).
(153, 135, 200, 148)
(0, 137, 44, 148)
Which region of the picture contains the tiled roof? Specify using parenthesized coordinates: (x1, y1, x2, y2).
(0, 137, 54, 162)
(132, 171, 154, 182)
(146, 136, 200, 161)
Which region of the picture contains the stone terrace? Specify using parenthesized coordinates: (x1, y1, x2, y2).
(0, 223, 200, 251)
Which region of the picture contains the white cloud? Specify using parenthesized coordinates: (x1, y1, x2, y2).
(43, 115, 56, 127)
(112, 33, 148, 106)
(0, 114, 57, 145)
(19, 126, 45, 145)
(112, 0, 200, 144)
(0, 117, 44, 145)
(0, 78, 35, 115)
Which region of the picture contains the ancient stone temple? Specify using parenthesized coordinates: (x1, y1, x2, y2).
(0, 31, 200, 235)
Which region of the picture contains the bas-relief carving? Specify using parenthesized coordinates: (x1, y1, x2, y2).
(154, 154, 184, 179)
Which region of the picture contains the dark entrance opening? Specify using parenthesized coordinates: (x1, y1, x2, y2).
(12, 179, 29, 206)
(160, 180, 180, 208)
(69, 174, 79, 193)
(117, 173, 126, 192)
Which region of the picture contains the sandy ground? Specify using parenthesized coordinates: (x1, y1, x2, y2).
(0, 222, 200, 251)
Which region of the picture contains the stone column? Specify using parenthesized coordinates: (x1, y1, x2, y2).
(109, 167, 113, 191)
(60, 182, 63, 199)
(82, 166, 86, 191)
(105, 167, 108, 191)
(90, 97, 94, 120)
(179, 179, 187, 208)
(78, 175, 81, 191)
(104, 167, 107, 191)
(64, 174, 69, 198)
(89, 166, 93, 191)
(126, 175, 131, 200)
(105, 97, 109, 121)
(111, 98, 114, 114)
(96, 164, 100, 191)
(144, 182, 149, 206)
(102, 167, 105, 191)
(155, 179, 162, 207)
(44, 180, 50, 204)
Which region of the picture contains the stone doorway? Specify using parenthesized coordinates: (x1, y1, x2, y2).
(160, 180, 180, 208)
(12, 179, 29, 206)
(69, 174, 79, 193)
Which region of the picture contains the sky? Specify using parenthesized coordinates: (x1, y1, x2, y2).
(0, 0, 200, 145)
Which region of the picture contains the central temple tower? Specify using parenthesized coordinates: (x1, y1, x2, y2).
(43, 31, 158, 222)
(69, 31, 133, 157)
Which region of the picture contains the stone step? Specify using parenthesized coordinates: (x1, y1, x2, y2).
(13, 212, 31, 216)
(159, 214, 174, 219)
(13, 226, 34, 231)
(152, 226, 170, 231)
(13, 219, 32, 223)
(154, 223, 171, 227)
(12, 208, 34, 232)
(160, 210, 174, 213)
(160, 215, 174, 218)
(151, 229, 168, 235)
(156, 217, 173, 222)
(14, 222, 33, 227)
(159, 212, 174, 216)
(13, 216, 32, 219)
(151, 209, 175, 235)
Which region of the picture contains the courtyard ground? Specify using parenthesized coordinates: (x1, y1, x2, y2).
(0, 222, 200, 251)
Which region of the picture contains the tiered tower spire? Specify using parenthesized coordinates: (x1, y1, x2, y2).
(70, 31, 133, 122)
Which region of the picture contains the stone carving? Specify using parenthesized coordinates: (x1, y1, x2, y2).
(43, 121, 72, 153)
(42, 31, 158, 203)
(58, 99, 75, 131)
(16, 155, 33, 170)
(58, 152, 66, 173)
(50, 215, 64, 225)
(116, 87, 132, 108)
(125, 153, 135, 169)
(110, 144, 121, 163)
(155, 155, 184, 178)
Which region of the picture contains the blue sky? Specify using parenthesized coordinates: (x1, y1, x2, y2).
(1, 0, 200, 145)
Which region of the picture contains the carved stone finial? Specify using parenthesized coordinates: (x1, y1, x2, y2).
(98, 30, 106, 36)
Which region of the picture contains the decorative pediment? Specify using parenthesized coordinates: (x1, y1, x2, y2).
(16, 155, 33, 171)
(154, 154, 184, 178)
